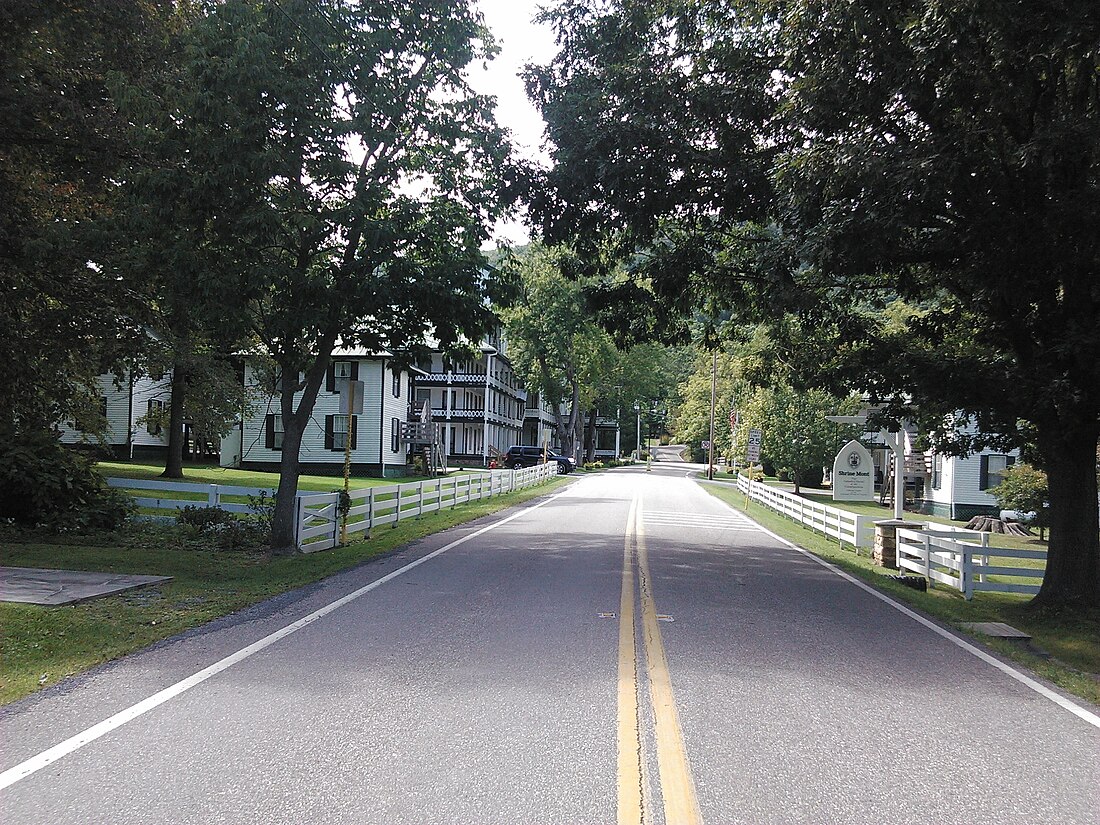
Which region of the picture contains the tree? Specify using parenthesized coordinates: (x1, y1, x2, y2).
(503, 245, 615, 459)
(530, 1, 1100, 610)
(0, 1, 176, 517)
(994, 464, 1051, 541)
(154, 0, 514, 552)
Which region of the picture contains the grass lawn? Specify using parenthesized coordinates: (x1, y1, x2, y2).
(0, 475, 571, 706)
(701, 480, 1100, 708)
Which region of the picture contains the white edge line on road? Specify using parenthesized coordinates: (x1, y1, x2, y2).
(0, 486, 574, 791)
(708, 491, 1100, 731)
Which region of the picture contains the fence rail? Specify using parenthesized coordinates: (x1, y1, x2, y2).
(108, 463, 559, 551)
(896, 527, 1045, 600)
(294, 462, 558, 552)
(107, 477, 274, 515)
(735, 474, 873, 549)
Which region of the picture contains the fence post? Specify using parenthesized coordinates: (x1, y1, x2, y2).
(962, 545, 973, 600)
(393, 485, 402, 527)
(332, 494, 340, 546)
(365, 487, 374, 539)
(294, 495, 305, 550)
(417, 481, 424, 518)
(979, 532, 989, 584)
(923, 534, 933, 587)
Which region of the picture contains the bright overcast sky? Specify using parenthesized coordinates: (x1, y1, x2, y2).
(469, 0, 560, 246)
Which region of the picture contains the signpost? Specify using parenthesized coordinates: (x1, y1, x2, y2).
(744, 427, 763, 507)
(339, 379, 365, 545)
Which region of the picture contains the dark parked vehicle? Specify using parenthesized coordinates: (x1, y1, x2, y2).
(504, 445, 573, 474)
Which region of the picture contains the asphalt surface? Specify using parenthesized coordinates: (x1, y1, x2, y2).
(2, 465, 1097, 824)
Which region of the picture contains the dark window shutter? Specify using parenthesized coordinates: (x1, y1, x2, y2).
(326, 362, 335, 393)
(350, 415, 358, 450)
(265, 415, 275, 449)
(350, 361, 359, 381)
(979, 454, 989, 489)
(1007, 455, 1016, 467)
(325, 415, 334, 450)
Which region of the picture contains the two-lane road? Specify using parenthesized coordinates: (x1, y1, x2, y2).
(2, 467, 1097, 823)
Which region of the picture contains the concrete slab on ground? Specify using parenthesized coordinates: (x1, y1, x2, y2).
(0, 567, 172, 606)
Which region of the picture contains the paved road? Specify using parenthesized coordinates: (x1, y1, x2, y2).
(2, 466, 1098, 824)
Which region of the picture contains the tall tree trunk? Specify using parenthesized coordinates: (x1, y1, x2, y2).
(584, 407, 598, 462)
(269, 344, 335, 554)
(270, 409, 305, 555)
(792, 467, 801, 496)
(1032, 422, 1100, 610)
(161, 363, 187, 479)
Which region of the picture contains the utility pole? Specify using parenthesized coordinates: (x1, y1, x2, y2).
(708, 350, 717, 480)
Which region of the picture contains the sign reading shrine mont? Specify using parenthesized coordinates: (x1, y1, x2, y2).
(832, 439, 874, 501)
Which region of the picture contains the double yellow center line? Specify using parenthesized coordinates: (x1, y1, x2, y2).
(618, 493, 702, 825)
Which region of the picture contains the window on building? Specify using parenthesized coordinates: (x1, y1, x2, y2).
(333, 360, 353, 393)
(979, 454, 1015, 490)
(100, 397, 109, 420)
(931, 453, 943, 490)
(324, 414, 356, 451)
(146, 399, 165, 435)
(265, 415, 284, 450)
(392, 370, 401, 398)
(333, 415, 350, 450)
(391, 417, 401, 453)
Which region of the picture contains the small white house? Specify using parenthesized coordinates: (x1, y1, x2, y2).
(232, 349, 416, 477)
(57, 371, 172, 459)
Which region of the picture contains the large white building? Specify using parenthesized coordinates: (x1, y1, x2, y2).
(57, 371, 173, 460)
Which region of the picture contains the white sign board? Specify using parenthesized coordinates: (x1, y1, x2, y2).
(832, 439, 874, 501)
(344, 380, 365, 415)
(745, 428, 763, 463)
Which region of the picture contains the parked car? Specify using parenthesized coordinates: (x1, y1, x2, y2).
(504, 445, 573, 474)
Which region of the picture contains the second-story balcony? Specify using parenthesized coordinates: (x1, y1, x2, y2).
(416, 372, 486, 386)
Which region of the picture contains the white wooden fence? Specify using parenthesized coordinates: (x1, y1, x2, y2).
(896, 526, 1046, 600)
(109, 462, 558, 553)
(295, 463, 558, 552)
(106, 477, 273, 514)
(735, 474, 874, 549)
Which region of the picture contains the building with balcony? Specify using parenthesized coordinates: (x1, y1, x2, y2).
(412, 332, 526, 466)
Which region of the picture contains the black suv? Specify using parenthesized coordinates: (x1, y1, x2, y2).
(504, 445, 573, 474)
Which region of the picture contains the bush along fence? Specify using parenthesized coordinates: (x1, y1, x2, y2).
(733, 473, 1045, 600)
(295, 463, 558, 552)
(108, 462, 558, 553)
(735, 473, 874, 549)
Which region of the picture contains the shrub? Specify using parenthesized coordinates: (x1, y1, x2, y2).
(993, 463, 1050, 538)
(177, 503, 271, 551)
(0, 430, 134, 531)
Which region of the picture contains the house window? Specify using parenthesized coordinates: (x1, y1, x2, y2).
(931, 453, 943, 490)
(146, 399, 165, 435)
(270, 415, 284, 450)
(333, 415, 350, 450)
(333, 360, 353, 393)
(980, 454, 1015, 490)
(391, 417, 400, 453)
(100, 397, 109, 420)
(392, 370, 401, 398)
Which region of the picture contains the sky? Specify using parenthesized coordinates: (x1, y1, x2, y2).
(469, 1, 560, 246)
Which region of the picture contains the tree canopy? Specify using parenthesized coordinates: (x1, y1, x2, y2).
(530, 0, 1100, 609)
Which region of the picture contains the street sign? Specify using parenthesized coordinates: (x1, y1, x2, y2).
(345, 380, 364, 415)
(746, 428, 763, 463)
(701, 440, 711, 450)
